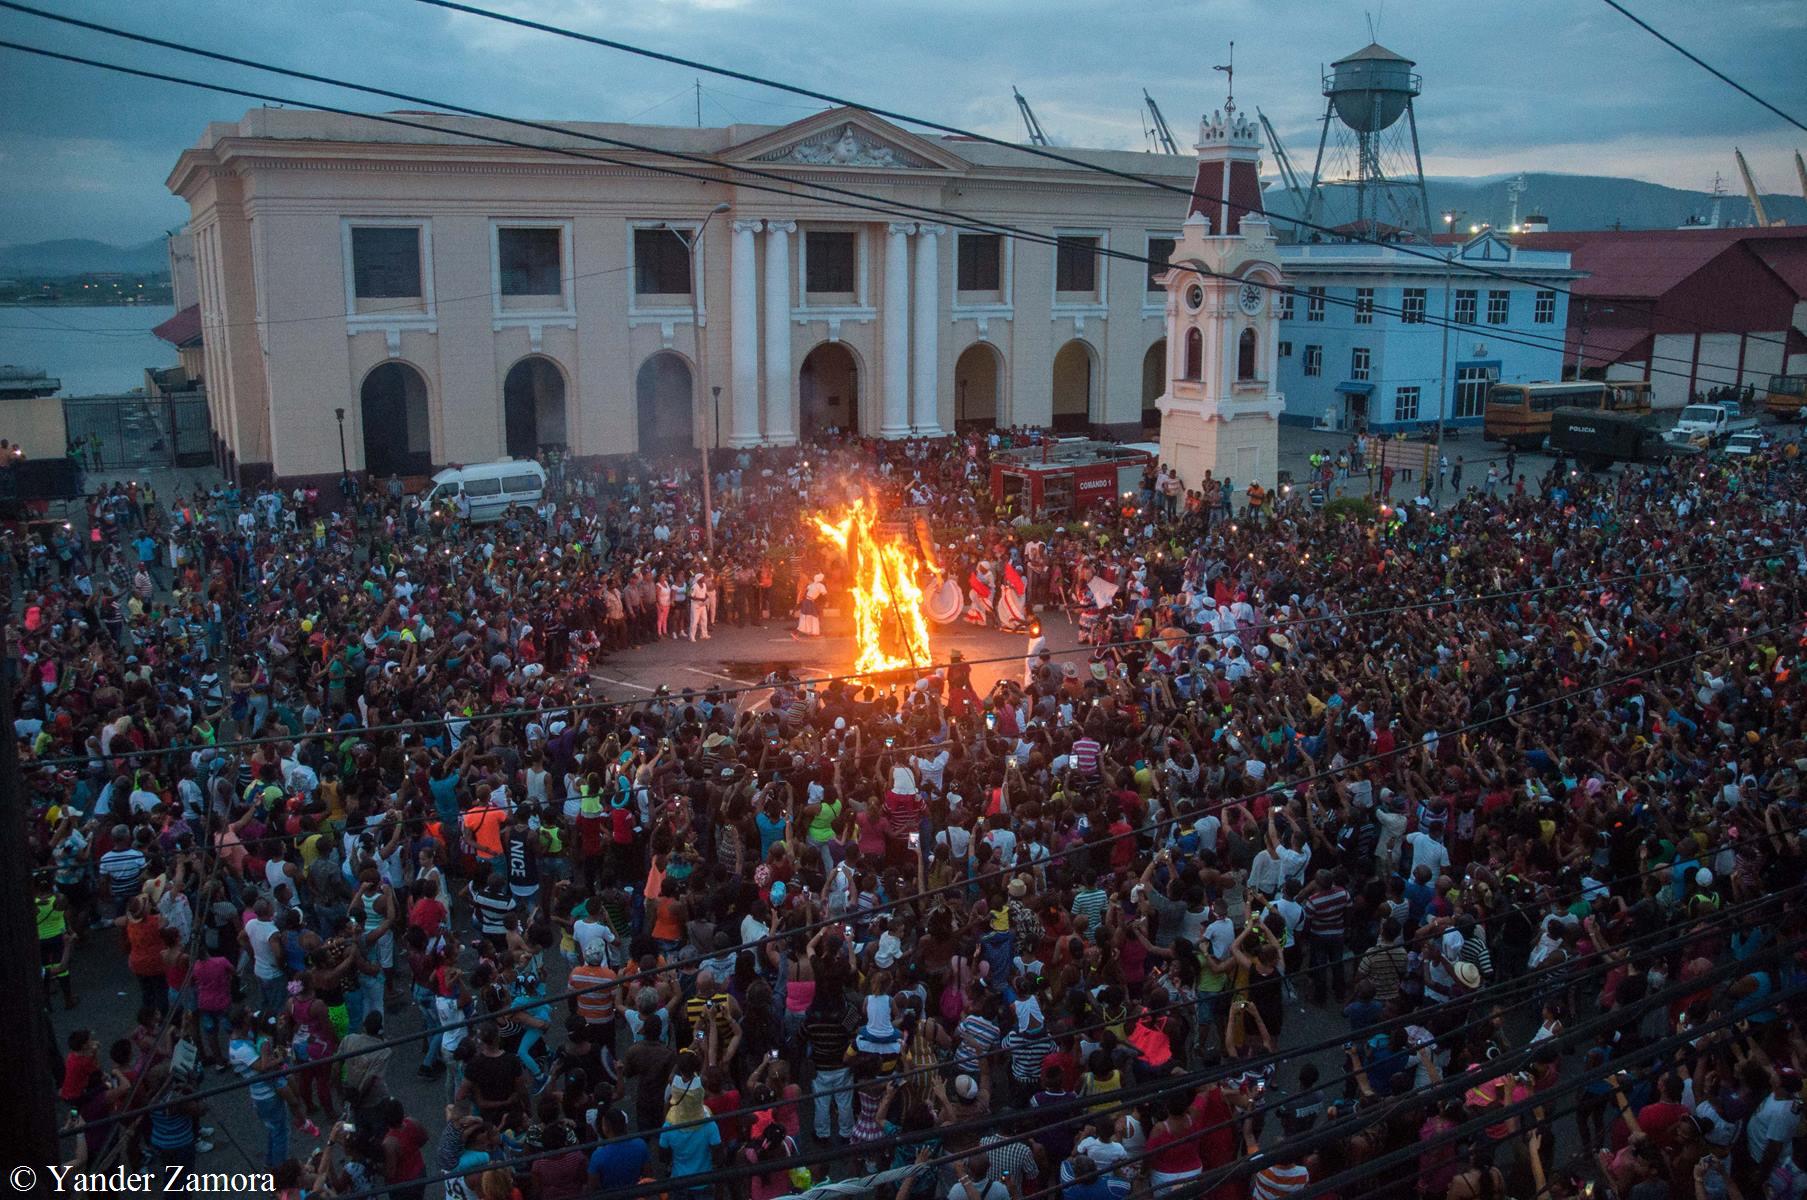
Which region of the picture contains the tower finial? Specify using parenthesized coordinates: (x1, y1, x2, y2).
(1213, 42, 1235, 114)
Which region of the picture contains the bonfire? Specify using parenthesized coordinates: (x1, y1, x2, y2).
(811, 498, 938, 676)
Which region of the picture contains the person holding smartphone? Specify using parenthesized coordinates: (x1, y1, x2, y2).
(949, 1153, 1017, 1200)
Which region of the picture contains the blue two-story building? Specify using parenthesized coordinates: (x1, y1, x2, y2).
(1273, 231, 1580, 432)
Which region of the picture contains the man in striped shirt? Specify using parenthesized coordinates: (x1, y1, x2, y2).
(955, 998, 1002, 1076)
(1299, 868, 1352, 1005)
(1001, 1015, 1054, 1107)
(1070, 881, 1109, 941)
(1070, 732, 1102, 777)
(1245, 1123, 1310, 1198)
(1356, 918, 1407, 1005)
(97, 825, 147, 915)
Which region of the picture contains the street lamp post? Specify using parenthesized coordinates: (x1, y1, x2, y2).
(665, 202, 732, 555)
(334, 407, 349, 478)
(1434, 210, 1466, 508)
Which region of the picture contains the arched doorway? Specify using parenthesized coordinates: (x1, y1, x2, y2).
(503, 356, 567, 459)
(635, 352, 695, 452)
(1051, 339, 1094, 432)
(799, 343, 860, 438)
(359, 361, 432, 478)
(954, 342, 1002, 430)
(1141, 338, 1166, 431)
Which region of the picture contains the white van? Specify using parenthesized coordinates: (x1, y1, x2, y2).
(421, 459, 547, 523)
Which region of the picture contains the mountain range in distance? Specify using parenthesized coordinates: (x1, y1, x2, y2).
(1262, 171, 1807, 233)
(3, 171, 1803, 278)
(0, 237, 170, 278)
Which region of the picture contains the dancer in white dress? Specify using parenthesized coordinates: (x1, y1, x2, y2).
(794, 573, 827, 638)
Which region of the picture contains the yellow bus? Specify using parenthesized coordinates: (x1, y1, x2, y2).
(1483, 380, 1652, 448)
(1765, 374, 1805, 421)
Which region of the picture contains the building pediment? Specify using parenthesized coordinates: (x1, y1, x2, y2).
(722, 107, 968, 172)
(1458, 231, 1515, 262)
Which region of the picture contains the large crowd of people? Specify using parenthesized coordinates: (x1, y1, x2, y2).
(11, 424, 1807, 1200)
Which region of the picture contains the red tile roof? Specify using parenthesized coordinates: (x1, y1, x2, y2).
(152, 304, 201, 348)
(1513, 227, 1807, 300)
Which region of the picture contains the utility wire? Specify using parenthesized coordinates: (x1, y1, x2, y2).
(328, 918, 1807, 1200)
(402, 0, 1799, 354)
(25, 530, 1782, 773)
(0, 7, 1772, 385)
(1240, 972, 1807, 1200)
(230, 871, 1807, 1200)
(65, 617, 1791, 1133)
(1598, 0, 1807, 133)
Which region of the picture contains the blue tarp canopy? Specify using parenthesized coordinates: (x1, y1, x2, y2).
(1334, 380, 1375, 395)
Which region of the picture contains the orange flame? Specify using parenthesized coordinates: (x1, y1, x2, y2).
(811, 498, 937, 677)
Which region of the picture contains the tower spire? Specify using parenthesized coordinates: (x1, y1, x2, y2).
(1214, 42, 1235, 115)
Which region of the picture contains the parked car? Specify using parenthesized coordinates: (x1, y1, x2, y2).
(1723, 431, 1769, 457)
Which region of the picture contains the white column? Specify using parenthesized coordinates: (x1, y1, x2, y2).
(762, 220, 797, 445)
(728, 219, 763, 447)
(881, 222, 915, 438)
(911, 223, 944, 436)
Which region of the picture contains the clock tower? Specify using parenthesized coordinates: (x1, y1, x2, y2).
(1155, 99, 1285, 495)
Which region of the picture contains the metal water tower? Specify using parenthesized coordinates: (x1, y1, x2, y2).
(1303, 42, 1432, 239)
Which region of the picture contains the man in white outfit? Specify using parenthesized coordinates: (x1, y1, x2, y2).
(688, 572, 712, 641)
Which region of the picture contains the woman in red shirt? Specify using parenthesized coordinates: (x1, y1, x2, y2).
(1145, 1092, 1204, 1193)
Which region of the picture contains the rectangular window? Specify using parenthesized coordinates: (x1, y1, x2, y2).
(633, 228, 692, 295)
(1303, 345, 1322, 377)
(958, 234, 1002, 292)
(1351, 347, 1372, 381)
(1278, 341, 1293, 358)
(1355, 287, 1375, 324)
(1455, 366, 1493, 418)
(1487, 290, 1510, 325)
(501, 474, 540, 494)
(1145, 236, 1176, 292)
(1306, 287, 1326, 322)
(805, 231, 857, 294)
(463, 477, 502, 497)
(1056, 235, 1099, 293)
(1534, 290, 1556, 324)
(1277, 289, 1295, 321)
(1395, 386, 1421, 423)
(497, 227, 562, 297)
(1454, 289, 1478, 325)
(1401, 287, 1426, 324)
(350, 226, 422, 299)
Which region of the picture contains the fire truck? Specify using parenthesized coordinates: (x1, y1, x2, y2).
(989, 439, 1156, 520)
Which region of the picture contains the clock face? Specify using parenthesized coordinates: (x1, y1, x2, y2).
(1238, 282, 1265, 315)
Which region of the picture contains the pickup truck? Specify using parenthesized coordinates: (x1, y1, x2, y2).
(1665, 401, 1760, 447)
(1551, 408, 1698, 469)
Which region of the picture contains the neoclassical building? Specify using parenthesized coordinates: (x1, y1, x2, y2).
(166, 105, 1202, 483)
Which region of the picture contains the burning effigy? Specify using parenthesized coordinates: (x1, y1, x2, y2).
(810, 498, 938, 676)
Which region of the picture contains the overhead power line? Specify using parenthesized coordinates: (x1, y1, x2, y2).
(0, 30, 1756, 391)
(61, 617, 1793, 1136)
(25, 542, 1778, 773)
(400, 0, 1798, 354)
(1599, 0, 1807, 133)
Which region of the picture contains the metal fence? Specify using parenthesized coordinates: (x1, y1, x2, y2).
(62, 391, 212, 471)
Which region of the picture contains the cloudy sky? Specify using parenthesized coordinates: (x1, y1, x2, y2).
(0, 0, 1800, 245)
